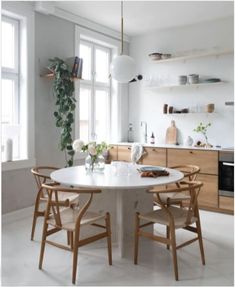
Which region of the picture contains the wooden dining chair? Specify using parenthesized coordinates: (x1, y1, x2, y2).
(39, 183, 112, 284)
(134, 181, 205, 281)
(31, 166, 79, 241)
(153, 165, 200, 206)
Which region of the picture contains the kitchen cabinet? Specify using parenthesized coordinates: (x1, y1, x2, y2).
(117, 145, 131, 162)
(167, 148, 220, 210)
(113, 144, 232, 214)
(167, 149, 218, 175)
(107, 145, 118, 163)
(197, 174, 218, 208)
(141, 147, 167, 166)
(219, 196, 234, 212)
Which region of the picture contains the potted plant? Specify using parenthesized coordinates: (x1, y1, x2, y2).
(48, 57, 76, 167)
(193, 122, 212, 147)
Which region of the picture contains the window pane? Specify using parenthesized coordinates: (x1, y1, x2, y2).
(1, 78, 15, 124)
(1, 124, 20, 160)
(79, 88, 90, 142)
(80, 44, 91, 81)
(95, 89, 108, 141)
(2, 20, 16, 69)
(1, 78, 20, 160)
(95, 48, 109, 83)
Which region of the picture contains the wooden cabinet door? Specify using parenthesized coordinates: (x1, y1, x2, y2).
(107, 145, 118, 163)
(141, 147, 167, 167)
(197, 174, 218, 208)
(219, 196, 234, 212)
(167, 149, 218, 175)
(117, 145, 131, 162)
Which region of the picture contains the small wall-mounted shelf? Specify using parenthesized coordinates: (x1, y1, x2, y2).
(147, 81, 225, 91)
(40, 73, 82, 81)
(163, 112, 217, 116)
(150, 49, 233, 64)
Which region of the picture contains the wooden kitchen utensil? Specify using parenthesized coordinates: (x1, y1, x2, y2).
(165, 120, 177, 144)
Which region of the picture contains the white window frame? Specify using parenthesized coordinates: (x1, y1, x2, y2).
(79, 39, 112, 142)
(2, 6, 35, 171)
(2, 15, 21, 160)
(2, 15, 19, 74)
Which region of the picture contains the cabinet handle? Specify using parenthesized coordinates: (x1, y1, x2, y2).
(190, 151, 193, 154)
(128, 147, 131, 150)
(223, 162, 234, 166)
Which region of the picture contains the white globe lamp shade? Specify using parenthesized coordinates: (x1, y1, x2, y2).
(110, 55, 136, 83)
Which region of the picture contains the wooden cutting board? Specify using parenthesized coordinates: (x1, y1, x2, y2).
(165, 120, 177, 144)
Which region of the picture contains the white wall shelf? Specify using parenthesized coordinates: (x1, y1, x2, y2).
(163, 112, 217, 115)
(147, 81, 225, 91)
(150, 49, 233, 64)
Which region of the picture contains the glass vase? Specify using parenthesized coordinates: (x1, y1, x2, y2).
(85, 154, 105, 172)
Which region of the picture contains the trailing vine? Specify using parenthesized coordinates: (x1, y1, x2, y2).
(48, 57, 76, 167)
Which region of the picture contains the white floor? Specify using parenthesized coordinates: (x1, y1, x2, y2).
(2, 206, 234, 286)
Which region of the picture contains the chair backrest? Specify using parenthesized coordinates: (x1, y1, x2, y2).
(170, 165, 200, 181)
(31, 166, 59, 198)
(150, 181, 203, 225)
(41, 183, 102, 228)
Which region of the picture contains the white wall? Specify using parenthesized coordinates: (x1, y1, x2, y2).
(129, 17, 234, 147)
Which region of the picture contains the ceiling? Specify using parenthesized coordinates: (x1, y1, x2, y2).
(54, 1, 234, 36)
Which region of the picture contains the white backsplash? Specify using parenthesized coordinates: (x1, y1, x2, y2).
(128, 17, 234, 148)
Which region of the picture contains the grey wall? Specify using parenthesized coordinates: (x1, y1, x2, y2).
(2, 12, 75, 214)
(35, 13, 75, 167)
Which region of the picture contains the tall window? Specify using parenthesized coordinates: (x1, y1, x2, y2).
(79, 39, 111, 142)
(1, 15, 22, 161)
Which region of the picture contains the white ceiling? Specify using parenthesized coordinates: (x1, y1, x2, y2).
(54, 1, 234, 36)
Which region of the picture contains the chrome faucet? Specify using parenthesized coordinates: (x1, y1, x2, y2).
(141, 121, 147, 143)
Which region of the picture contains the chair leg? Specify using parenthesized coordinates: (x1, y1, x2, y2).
(170, 225, 179, 281)
(134, 212, 140, 265)
(166, 226, 170, 250)
(70, 231, 74, 250)
(67, 231, 71, 246)
(105, 212, 112, 265)
(31, 193, 41, 241)
(39, 223, 48, 269)
(196, 219, 205, 265)
(31, 211, 38, 241)
(72, 230, 80, 284)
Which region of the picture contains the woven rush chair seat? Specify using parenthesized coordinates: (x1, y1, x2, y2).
(47, 208, 106, 231)
(139, 206, 197, 228)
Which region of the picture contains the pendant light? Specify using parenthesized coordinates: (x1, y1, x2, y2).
(110, 1, 135, 83)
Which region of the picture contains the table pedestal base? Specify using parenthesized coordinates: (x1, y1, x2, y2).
(80, 188, 153, 258)
(116, 188, 153, 258)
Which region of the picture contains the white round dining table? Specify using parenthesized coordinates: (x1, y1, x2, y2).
(51, 164, 184, 258)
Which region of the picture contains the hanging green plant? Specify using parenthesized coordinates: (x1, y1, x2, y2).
(48, 57, 76, 167)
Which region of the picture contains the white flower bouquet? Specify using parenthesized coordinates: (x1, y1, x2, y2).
(72, 140, 109, 171)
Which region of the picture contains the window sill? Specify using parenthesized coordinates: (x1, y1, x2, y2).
(2, 158, 36, 172)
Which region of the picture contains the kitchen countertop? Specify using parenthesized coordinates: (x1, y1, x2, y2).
(112, 142, 234, 152)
